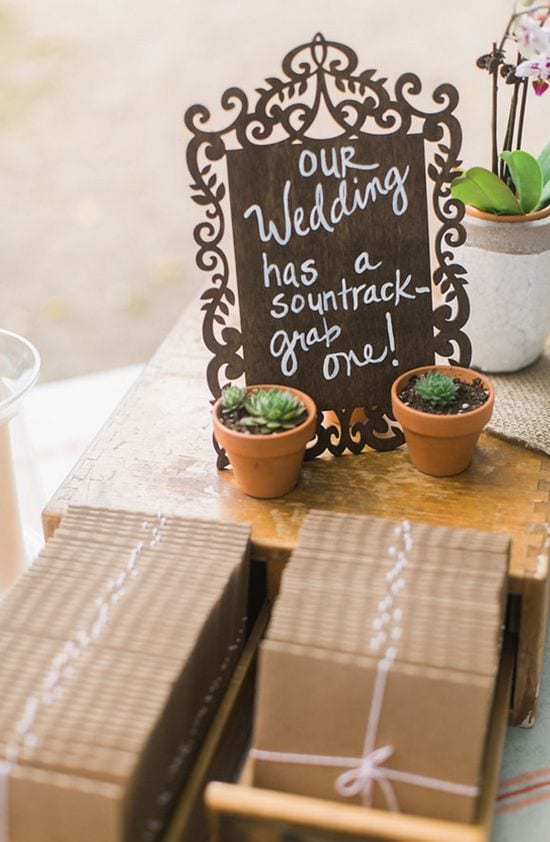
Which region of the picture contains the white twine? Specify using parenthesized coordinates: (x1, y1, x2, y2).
(252, 520, 479, 810)
(250, 742, 479, 808)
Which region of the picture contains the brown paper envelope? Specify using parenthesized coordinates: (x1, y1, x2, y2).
(7, 764, 124, 842)
(252, 640, 495, 823)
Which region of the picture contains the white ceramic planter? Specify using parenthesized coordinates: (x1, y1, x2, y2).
(459, 207, 550, 373)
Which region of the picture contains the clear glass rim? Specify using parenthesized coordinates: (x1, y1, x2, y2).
(0, 329, 41, 415)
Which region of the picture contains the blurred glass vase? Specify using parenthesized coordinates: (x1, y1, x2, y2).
(0, 330, 41, 591)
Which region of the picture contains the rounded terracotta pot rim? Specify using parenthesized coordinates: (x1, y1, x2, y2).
(391, 365, 494, 426)
(213, 384, 317, 441)
(465, 204, 550, 224)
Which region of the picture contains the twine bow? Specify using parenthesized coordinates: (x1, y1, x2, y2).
(335, 744, 399, 811)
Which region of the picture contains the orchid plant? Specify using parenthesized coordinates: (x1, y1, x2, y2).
(451, 1, 550, 215)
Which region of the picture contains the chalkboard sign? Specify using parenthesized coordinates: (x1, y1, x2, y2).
(186, 34, 470, 463)
(226, 133, 434, 410)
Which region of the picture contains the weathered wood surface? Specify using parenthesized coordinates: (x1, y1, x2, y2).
(43, 298, 550, 725)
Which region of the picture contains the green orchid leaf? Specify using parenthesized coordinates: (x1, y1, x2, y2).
(536, 178, 550, 211)
(450, 173, 492, 210)
(500, 150, 543, 213)
(450, 167, 522, 215)
(538, 141, 550, 185)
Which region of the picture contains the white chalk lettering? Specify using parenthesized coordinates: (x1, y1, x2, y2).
(354, 251, 383, 274)
(301, 259, 318, 286)
(269, 317, 341, 377)
(262, 254, 319, 289)
(270, 287, 340, 320)
(243, 164, 410, 244)
(299, 145, 382, 180)
(323, 342, 389, 380)
(270, 293, 288, 319)
(244, 180, 292, 246)
(322, 309, 399, 380)
(268, 271, 424, 320)
(386, 311, 399, 367)
(298, 149, 317, 178)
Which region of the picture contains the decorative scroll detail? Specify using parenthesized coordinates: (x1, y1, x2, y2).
(186, 33, 469, 465)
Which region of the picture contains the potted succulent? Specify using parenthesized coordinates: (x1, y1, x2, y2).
(212, 384, 317, 498)
(390, 366, 495, 477)
(450, 2, 550, 373)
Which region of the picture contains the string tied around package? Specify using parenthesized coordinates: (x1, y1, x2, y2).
(334, 651, 398, 810)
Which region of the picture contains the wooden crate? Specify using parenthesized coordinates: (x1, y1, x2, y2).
(204, 640, 514, 842)
(159, 602, 513, 842)
(162, 606, 270, 842)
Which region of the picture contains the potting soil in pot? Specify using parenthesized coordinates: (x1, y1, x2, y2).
(397, 375, 490, 415)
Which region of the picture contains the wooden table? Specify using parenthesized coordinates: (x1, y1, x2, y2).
(43, 298, 550, 727)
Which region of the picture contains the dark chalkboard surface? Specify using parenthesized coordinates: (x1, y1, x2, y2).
(186, 33, 469, 460)
(227, 134, 434, 410)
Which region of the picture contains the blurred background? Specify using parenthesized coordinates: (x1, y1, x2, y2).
(1, 0, 547, 382)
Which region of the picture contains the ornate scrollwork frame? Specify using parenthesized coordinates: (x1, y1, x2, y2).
(186, 33, 470, 465)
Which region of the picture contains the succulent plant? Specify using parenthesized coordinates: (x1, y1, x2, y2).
(240, 388, 307, 433)
(220, 385, 247, 414)
(413, 372, 459, 406)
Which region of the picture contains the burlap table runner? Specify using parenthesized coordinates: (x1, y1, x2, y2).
(486, 344, 550, 456)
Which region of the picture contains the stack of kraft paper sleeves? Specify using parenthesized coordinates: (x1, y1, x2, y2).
(251, 510, 510, 823)
(0, 505, 250, 842)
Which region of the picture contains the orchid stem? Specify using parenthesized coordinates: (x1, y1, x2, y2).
(516, 78, 528, 150)
(501, 75, 520, 183)
(491, 43, 499, 175)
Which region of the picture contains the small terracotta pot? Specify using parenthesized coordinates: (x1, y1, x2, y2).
(213, 385, 317, 498)
(390, 365, 494, 477)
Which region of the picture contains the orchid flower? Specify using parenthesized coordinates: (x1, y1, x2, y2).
(512, 12, 550, 57)
(515, 54, 550, 94)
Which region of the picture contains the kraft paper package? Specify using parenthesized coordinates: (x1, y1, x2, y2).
(0, 505, 250, 842)
(251, 511, 510, 823)
(253, 641, 496, 822)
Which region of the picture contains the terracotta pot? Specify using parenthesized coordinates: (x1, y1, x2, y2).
(465, 205, 550, 223)
(458, 205, 550, 373)
(390, 365, 494, 477)
(213, 385, 317, 498)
